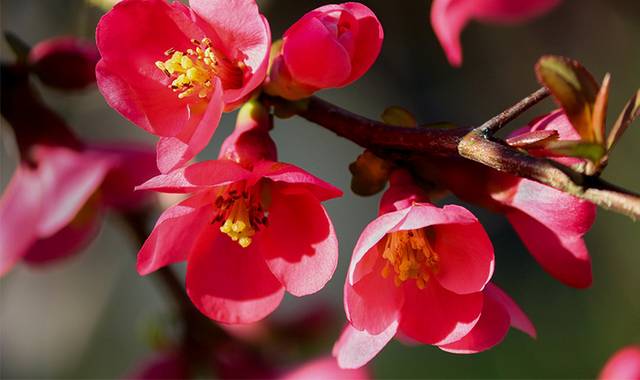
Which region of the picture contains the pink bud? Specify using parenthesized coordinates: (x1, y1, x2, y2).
(29, 36, 100, 90)
(266, 2, 383, 100)
(599, 346, 640, 380)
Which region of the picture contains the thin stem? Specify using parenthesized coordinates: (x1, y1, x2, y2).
(263, 88, 640, 219)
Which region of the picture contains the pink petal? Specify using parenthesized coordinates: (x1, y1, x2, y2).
(189, 0, 271, 105)
(260, 188, 338, 296)
(345, 254, 403, 335)
(96, 0, 206, 137)
(155, 80, 224, 173)
(0, 166, 43, 275)
(23, 204, 102, 266)
(485, 283, 536, 338)
(137, 195, 212, 275)
(333, 2, 384, 85)
(432, 220, 494, 295)
(251, 161, 343, 201)
(136, 160, 250, 193)
(505, 179, 595, 288)
(332, 321, 398, 369)
(349, 208, 411, 283)
(281, 356, 370, 380)
(437, 288, 510, 354)
(283, 13, 352, 88)
(599, 346, 640, 380)
(186, 232, 285, 324)
(398, 280, 483, 345)
(431, 0, 561, 67)
(33, 146, 112, 237)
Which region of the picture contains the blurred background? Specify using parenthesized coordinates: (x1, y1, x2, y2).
(1, 0, 639, 378)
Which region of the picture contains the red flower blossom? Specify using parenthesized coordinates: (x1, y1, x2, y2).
(96, 0, 271, 172)
(431, 0, 561, 66)
(332, 171, 534, 368)
(265, 2, 383, 100)
(0, 143, 157, 275)
(136, 102, 342, 323)
(599, 345, 640, 380)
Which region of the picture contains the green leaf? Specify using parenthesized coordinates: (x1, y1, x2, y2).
(545, 140, 607, 163)
(381, 106, 417, 127)
(592, 73, 610, 145)
(607, 90, 640, 151)
(535, 55, 600, 142)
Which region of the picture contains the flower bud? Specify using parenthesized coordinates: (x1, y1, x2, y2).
(265, 2, 383, 100)
(29, 36, 99, 90)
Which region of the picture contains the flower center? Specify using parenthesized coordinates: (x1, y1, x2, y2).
(212, 185, 267, 248)
(155, 37, 245, 100)
(379, 229, 439, 289)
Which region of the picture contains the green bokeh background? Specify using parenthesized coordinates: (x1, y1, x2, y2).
(1, 0, 638, 378)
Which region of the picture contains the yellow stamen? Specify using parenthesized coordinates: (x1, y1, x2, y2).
(154, 37, 244, 100)
(379, 229, 439, 289)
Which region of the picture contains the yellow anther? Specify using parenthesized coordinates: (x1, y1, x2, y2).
(380, 229, 439, 289)
(238, 237, 252, 248)
(218, 196, 256, 248)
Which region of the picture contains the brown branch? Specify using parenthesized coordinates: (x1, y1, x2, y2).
(263, 89, 640, 220)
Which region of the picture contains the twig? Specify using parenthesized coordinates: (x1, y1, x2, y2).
(263, 89, 640, 219)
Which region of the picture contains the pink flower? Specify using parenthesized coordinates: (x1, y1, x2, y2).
(29, 36, 100, 90)
(96, 0, 271, 173)
(599, 346, 640, 380)
(136, 101, 342, 323)
(0, 143, 157, 275)
(265, 2, 383, 100)
(431, 0, 562, 66)
(333, 171, 534, 368)
(281, 357, 369, 380)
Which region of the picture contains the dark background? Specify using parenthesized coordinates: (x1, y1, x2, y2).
(1, 0, 639, 378)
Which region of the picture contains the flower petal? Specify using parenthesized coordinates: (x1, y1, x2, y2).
(432, 220, 494, 295)
(0, 166, 43, 275)
(437, 287, 510, 354)
(23, 203, 102, 266)
(186, 232, 285, 323)
(332, 321, 398, 369)
(34, 146, 112, 237)
(136, 160, 250, 193)
(398, 280, 483, 345)
(345, 253, 403, 335)
(251, 161, 342, 201)
(156, 80, 224, 173)
(505, 179, 595, 288)
(485, 283, 536, 338)
(283, 13, 352, 88)
(137, 195, 211, 275)
(260, 188, 338, 296)
(599, 346, 640, 380)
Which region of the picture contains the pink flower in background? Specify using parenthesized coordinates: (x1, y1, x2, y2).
(29, 36, 100, 90)
(599, 346, 640, 380)
(333, 171, 534, 368)
(281, 356, 369, 380)
(431, 0, 562, 66)
(136, 102, 342, 324)
(0, 143, 157, 276)
(265, 2, 383, 100)
(96, 0, 271, 172)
